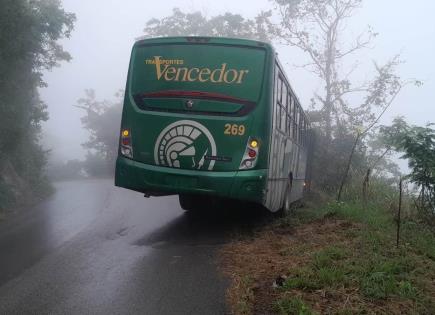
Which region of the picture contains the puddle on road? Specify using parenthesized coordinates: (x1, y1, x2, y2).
(134, 203, 276, 248)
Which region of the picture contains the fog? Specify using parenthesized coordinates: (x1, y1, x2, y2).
(39, 0, 435, 161)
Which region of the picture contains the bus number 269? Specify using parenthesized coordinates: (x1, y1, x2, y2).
(224, 124, 245, 136)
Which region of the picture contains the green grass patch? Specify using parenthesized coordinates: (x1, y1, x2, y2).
(283, 267, 322, 291)
(275, 201, 435, 313)
(273, 297, 317, 315)
(284, 247, 349, 291)
(312, 246, 348, 269)
(402, 221, 435, 261)
(360, 271, 399, 299)
(317, 266, 346, 287)
(322, 201, 393, 229)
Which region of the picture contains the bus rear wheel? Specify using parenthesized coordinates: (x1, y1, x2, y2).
(278, 180, 293, 216)
(179, 194, 203, 212)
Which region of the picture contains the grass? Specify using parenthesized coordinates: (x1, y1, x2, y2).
(220, 200, 435, 314)
(234, 276, 255, 314)
(273, 297, 316, 315)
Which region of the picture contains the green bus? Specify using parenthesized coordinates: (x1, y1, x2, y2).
(115, 36, 311, 213)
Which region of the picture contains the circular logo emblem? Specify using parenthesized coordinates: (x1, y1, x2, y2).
(154, 120, 217, 170)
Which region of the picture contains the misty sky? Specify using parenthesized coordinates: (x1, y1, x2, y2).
(40, 0, 435, 162)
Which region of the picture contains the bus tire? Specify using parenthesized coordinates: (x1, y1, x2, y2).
(283, 182, 292, 214)
(179, 194, 201, 212)
(278, 174, 293, 216)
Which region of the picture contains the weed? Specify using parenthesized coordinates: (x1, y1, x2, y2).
(360, 271, 397, 299)
(317, 267, 346, 287)
(375, 256, 415, 275)
(284, 248, 348, 291)
(283, 268, 322, 291)
(397, 280, 418, 299)
(403, 222, 435, 260)
(312, 246, 348, 269)
(273, 297, 316, 315)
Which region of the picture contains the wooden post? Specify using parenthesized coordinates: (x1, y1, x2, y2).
(396, 177, 403, 248)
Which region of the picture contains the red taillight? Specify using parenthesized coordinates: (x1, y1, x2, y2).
(248, 149, 257, 158)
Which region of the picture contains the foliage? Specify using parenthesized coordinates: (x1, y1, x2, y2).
(143, 8, 273, 41)
(0, 0, 75, 210)
(380, 117, 435, 221)
(76, 90, 123, 176)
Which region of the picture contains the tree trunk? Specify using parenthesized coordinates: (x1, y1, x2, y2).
(362, 168, 371, 208)
(337, 133, 361, 202)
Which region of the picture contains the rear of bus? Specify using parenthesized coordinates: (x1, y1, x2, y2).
(115, 37, 273, 206)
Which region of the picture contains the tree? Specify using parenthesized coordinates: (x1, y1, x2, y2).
(143, 8, 273, 41)
(0, 0, 75, 208)
(380, 118, 435, 220)
(268, 0, 419, 195)
(76, 90, 123, 176)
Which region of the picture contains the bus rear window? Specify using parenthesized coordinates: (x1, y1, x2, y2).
(129, 44, 266, 103)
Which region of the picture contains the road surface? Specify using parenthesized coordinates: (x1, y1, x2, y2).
(0, 179, 269, 314)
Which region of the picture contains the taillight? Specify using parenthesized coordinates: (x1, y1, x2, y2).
(239, 137, 260, 170)
(120, 128, 133, 158)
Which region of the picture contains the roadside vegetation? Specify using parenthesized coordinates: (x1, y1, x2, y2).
(220, 193, 435, 314)
(0, 0, 75, 213)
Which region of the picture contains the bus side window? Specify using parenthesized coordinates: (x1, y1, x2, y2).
(287, 93, 292, 136)
(293, 103, 298, 142)
(280, 81, 287, 132)
(303, 118, 308, 146)
(295, 105, 300, 144)
(289, 95, 294, 139)
(274, 67, 279, 130)
(276, 76, 282, 130)
(298, 110, 303, 144)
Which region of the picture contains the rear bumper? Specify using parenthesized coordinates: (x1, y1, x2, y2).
(115, 156, 267, 203)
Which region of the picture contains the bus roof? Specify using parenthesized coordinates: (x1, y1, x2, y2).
(134, 36, 274, 50)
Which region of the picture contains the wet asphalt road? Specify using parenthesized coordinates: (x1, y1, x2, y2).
(0, 179, 271, 315)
